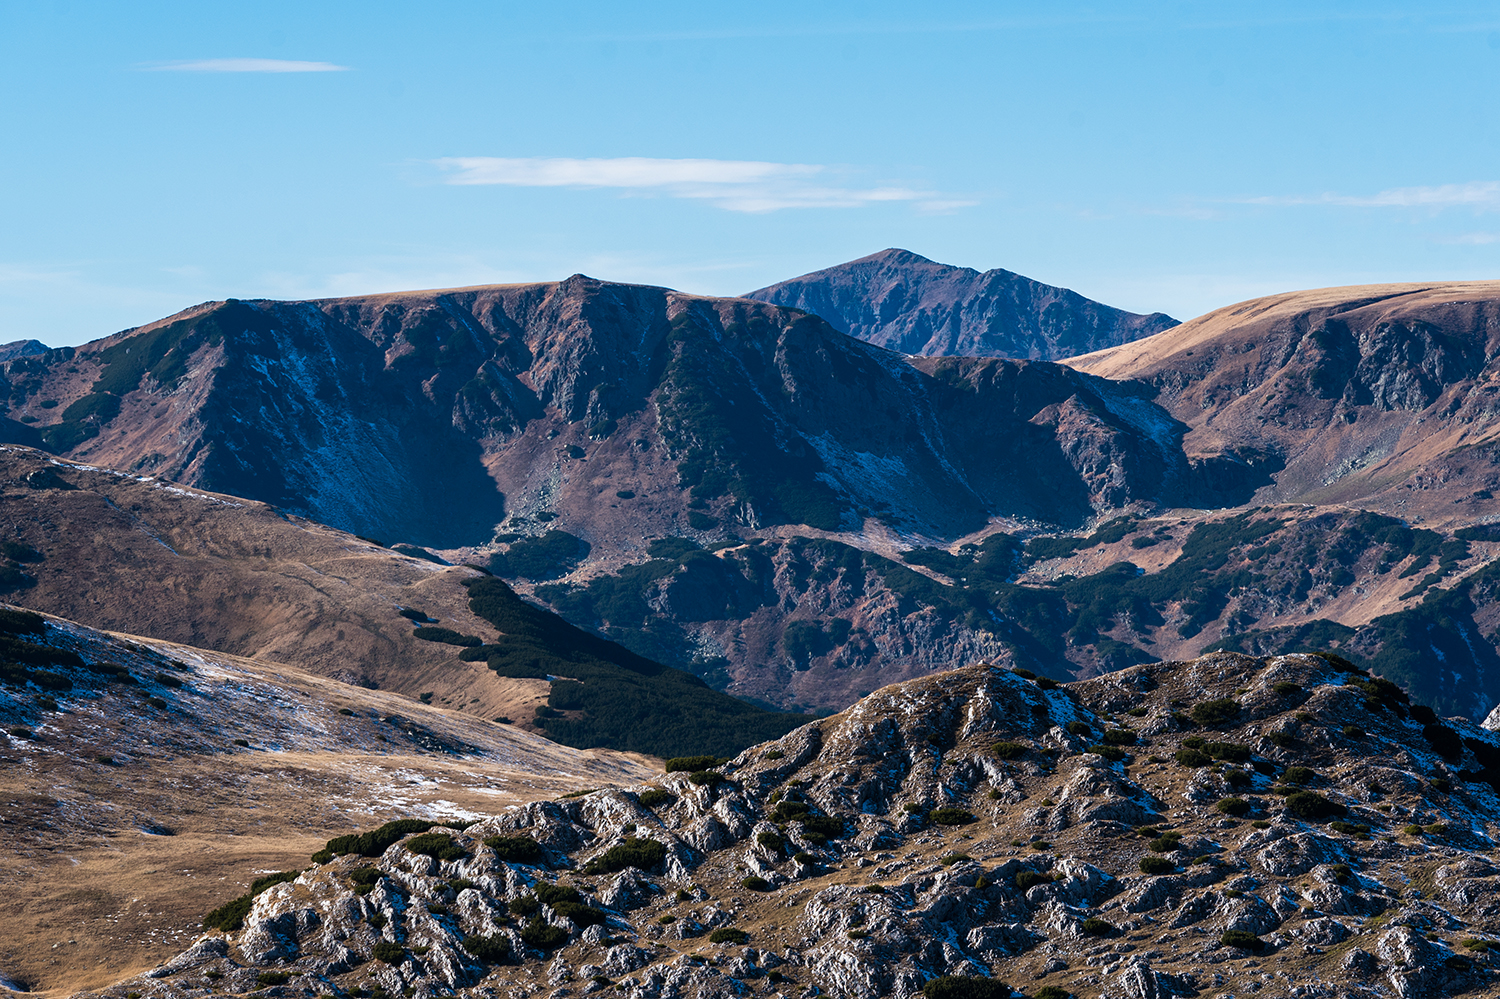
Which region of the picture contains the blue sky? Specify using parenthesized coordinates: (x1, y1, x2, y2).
(6, 1, 1500, 345)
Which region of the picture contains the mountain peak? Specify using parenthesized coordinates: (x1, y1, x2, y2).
(745, 250, 1176, 360)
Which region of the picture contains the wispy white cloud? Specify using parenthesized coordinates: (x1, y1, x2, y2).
(1237, 181, 1500, 210)
(432, 156, 943, 213)
(144, 58, 349, 73)
(1429, 231, 1500, 245)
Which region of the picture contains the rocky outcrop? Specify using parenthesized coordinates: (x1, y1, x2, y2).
(98, 651, 1500, 999)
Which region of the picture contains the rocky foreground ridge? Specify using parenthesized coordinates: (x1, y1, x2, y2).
(98, 651, 1500, 999)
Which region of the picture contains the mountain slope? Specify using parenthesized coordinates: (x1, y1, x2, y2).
(0, 604, 656, 993)
(0, 277, 1224, 549)
(745, 248, 1178, 359)
(0, 446, 806, 757)
(86, 651, 1500, 999)
(1066, 280, 1500, 522)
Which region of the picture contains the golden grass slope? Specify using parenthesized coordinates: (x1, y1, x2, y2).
(1065, 281, 1500, 525)
(0, 445, 548, 727)
(0, 610, 657, 995)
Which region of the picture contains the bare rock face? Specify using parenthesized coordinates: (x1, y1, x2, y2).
(82, 651, 1500, 999)
(745, 248, 1178, 360)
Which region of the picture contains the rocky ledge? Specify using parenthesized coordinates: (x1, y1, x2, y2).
(92, 651, 1500, 999)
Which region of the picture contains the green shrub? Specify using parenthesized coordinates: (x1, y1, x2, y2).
(665, 755, 720, 772)
(583, 836, 668, 874)
(709, 927, 749, 945)
(1272, 682, 1302, 697)
(764, 749, 785, 760)
(1175, 748, 1211, 767)
(411, 626, 483, 647)
(1036, 677, 1058, 690)
(1268, 731, 1297, 748)
(1203, 741, 1250, 763)
(1066, 721, 1092, 737)
(257, 972, 291, 986)
(799, 815, 849, 839)
(201, 870, 299, 931)
(1127, 706, 1148, 717)
(740, 876, 772, 891)
(521, 917, 569, 951)
(756, 831, 784, 851)
(940, 853, 970, 866)
(929, 807, 976, 826)
(1089, 745, 1129, 762)
(371, 940, 405, 964)
(1283, 767, 1315, 785)
(922, 977, 1012, 999)
(1426, 822, 1449, 835)
(1102, 728, 1137, 746)
(405, 833, 465, 861)
(793, 852, 817, 865)
(992, 741, 1029, 760)
(1285, 791, 1346, 820)
(1462, 939, 1491, 952)
(1330, 863, 1353, 883)
(1221, 930, 1263, 951)
(1342, 725, 1365, 739)
(462, 933, 511, 963)
(1012, 668, 1037, 680)
(1149, 833, 1182, 853)
(1033, 988, 1073, 999)
(0, 608, 44, 635)
(688, 770, 726, 786)
(1330, 821, 1370, 838)
(1014, 870, 1053, 890)
(318, 818, 438, 860)
(1225, 769, 1252, 789)
(483, 835, 542, 864)
(1139, 855, 1175, 875)
(1404, 824, 1424, 836)
(350, 867, 382, 887)
(534, 883, 580, 906)
(1082, 917, 1115, 936)
(510, 894, 541, 917)
(1191, 699, 1241, 726)
(492, 530, 590, 581)
(551, 901, 606, 926)
(1216, 797, 1251, 817)
(1182, 736, 1206, 749)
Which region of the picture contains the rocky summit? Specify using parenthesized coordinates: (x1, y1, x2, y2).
(745, 249, 1179, 361)
(87, 650, 1500, 999)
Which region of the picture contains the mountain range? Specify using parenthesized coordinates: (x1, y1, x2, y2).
(5, 256, 1500, 724)
(13, 250, 1500, 997)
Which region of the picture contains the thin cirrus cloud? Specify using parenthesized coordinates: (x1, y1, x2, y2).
(1237, 181, 1500, 210)
(143, 58, 350, 73)
(432, 156, 960, 213)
